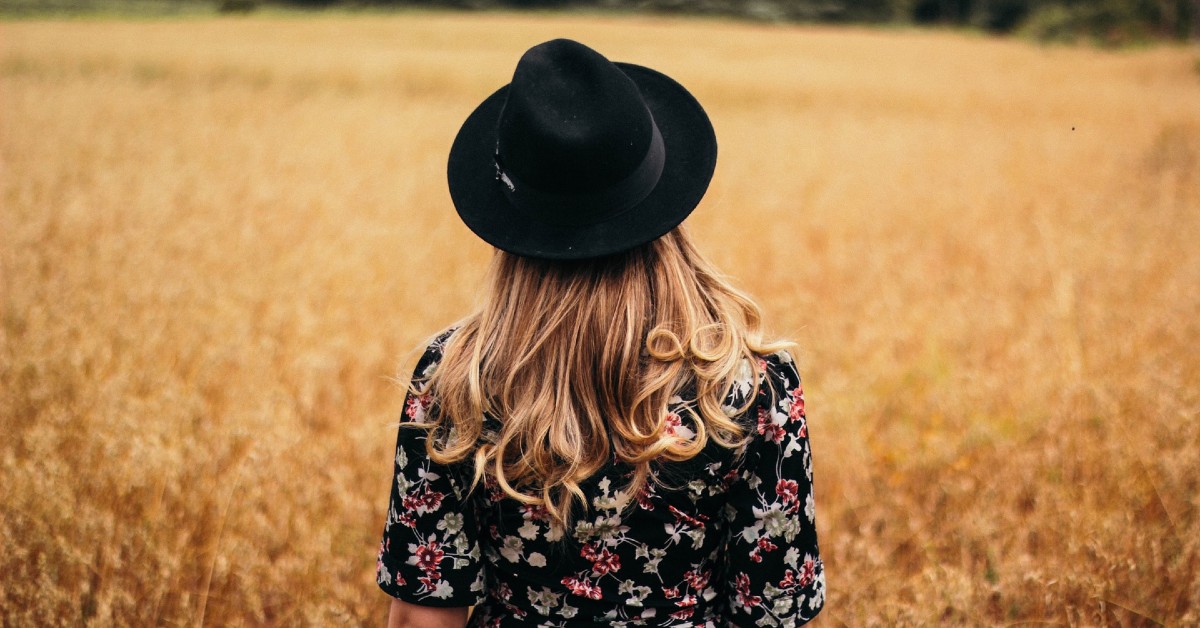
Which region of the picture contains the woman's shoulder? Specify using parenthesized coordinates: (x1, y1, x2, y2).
(721, 349, 801, 409)
(761, 348, 801, 391)
(408, 326, 460, 383)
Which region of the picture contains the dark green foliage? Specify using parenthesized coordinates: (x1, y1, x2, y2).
(218, 0, 256, 11)
(1014, 0, 1200, 44)
(276, 0, 1198, 41)
(3, 0, 1195, 42)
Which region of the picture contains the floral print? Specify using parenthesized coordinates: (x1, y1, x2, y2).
(378, 330, 824, 626)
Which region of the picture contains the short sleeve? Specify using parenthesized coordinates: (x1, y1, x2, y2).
(721, 351, 825, 625)
(376, 331, 487, 607)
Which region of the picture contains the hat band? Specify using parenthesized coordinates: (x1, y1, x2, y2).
(494, 123, 666, 228)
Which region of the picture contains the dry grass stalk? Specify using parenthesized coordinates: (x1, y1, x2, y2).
(1, 13, 1198, 626)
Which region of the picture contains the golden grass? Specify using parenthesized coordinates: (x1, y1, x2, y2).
(2, 12, 1198, 626)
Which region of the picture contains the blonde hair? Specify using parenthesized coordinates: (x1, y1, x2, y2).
(416, 226, 785, 532)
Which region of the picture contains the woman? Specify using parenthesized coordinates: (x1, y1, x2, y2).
(377, 39, 824, 627)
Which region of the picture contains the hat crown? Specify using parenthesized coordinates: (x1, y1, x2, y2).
(496, 39, 655, 195)
(446, 38, 717, 260)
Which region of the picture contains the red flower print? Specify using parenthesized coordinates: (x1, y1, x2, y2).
(755, 408, 769, 433)
(421, 572, 446, 590)
(765, 424, 786, 443)
(788, 386, 805, 422)
(635, 483, 656, 510)
(404, 392, 432, 421)
(562, 575, 603, 600)
(734, 572, 762, 608)
(750, 536, 777, 562)
(377, 347, 824, 623)
(591, 548, 620, 575)
(779, 569, 796, 589)
(756, 409, 785, 443)
(669, 505, 708, 529)
(721, 468, 739, 490)
(663, 411, 682, 436)
(521, 503, 550, 521)
(413, 541, 444, 573)
(419, 487, 444, 512)
(776, 479, 799, 505)
(501, 598, 527, 618)
(800, 555, 817, 587)
(683, 568, 710, 590)
(376, 542, 390, 581)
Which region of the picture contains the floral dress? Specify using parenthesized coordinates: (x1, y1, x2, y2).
(377, 330, 824, 627)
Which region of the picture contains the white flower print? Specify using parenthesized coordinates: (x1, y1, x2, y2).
(379, 336, 822, 626)
(438, 512, 463, 535)
(528, 586, 560, 614)
(573, 520, 596, 543)
(662, 411, 696, 441)
(618, 579, 654, 607)
(784, 547, 801, 569)
(642, 547, 667, 575)
(591, 513, 628, 543)
(783, 434, 804, 459)
(728, 358, 756, 402)
(500, 536, 524, 562)
(747, 472, 763, 490)
(518, 521, 540, 540)
(627, 585, 652, 606)
(761, 505, 790, 538)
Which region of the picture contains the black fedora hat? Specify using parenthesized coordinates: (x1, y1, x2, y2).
(447, 39, 717, 260)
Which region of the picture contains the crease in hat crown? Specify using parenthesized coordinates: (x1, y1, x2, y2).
(494, 38, 665, 226)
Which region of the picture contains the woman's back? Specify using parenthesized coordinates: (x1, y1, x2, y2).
(375, 38, 824, 627)
(377, 331, 824, 627)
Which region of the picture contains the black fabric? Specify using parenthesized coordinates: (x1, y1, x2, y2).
(496, 39, 655, 195)
(447, 39, 717, 261)
(376, 331, 825, 626)
(497, 123, 665, 228)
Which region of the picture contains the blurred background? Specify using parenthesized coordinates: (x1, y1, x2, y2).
(2, 0, 1198, 625)
(4, 0, 1200, 44)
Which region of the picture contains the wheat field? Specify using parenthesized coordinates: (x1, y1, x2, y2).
(1, 12, 1198, 626)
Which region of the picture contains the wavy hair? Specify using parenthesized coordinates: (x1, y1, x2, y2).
(415, 226, 785, 532)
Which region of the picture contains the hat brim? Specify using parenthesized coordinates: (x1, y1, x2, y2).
(447, 63, 717, 261)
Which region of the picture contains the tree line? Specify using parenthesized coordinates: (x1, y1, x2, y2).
(240, 0, 1200, 43)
